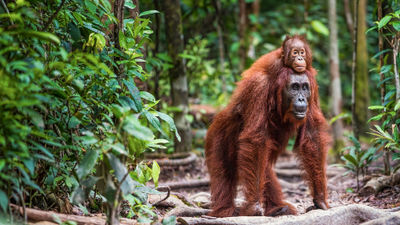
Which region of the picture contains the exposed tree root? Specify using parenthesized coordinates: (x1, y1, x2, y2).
(148, 153, 197, 166)
(166, 207, 210, 218)
(361, 212, 400, 225)
(158, 178, 306, 193)
(159, 179, 210, 190)
(148, 192, 210, 218)
(177, 204, 400, 225)
(360, 171, 400, 196)
(10, 204, 137, 225)
(275, 161, 299, 169)
(274, 168, 340, 178)
(145, 152, 191, 159)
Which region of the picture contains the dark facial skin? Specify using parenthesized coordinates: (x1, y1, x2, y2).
(287, 39, 307, 73)
(284, 74, 311, 120)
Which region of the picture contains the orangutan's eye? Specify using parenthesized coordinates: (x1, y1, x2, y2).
(292, 83, 300, 90)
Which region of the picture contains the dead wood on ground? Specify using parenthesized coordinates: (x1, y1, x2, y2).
(159, 179, 209, 190)
(11, 204, 136, 225)
(178, 204, 400, 225)
(360, 171, 400, 196)
(150, 153, 198, 167)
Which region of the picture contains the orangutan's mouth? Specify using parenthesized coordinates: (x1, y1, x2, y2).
(294, 112, 306, 119)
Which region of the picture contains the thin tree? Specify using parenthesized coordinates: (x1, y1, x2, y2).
(247, 0, 260, 60)
(238, 0, 248, 72)
(329, 0, 344, 156)
(377, 0, 391, 176)
(112, 0, 125, 82)
(213, 0, 227, 93)
(343, 0, 354, 37)
(352, 0, 370, 138)
(161, 0, 192, 152)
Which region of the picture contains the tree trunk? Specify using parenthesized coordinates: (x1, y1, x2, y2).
(353, 0, 370, 138)
(343, 0, 354, 37)
(377, 0, 385, 106)
(393, 38, 400, 100)
(247, 0, 260, 59)
(129, 0, 147, 90)
(238, 0, 248, 72)
(112, 0, 125, 82)
(213, 0, 226, 93)
(377, 0, 391, 176)
(329, 0, 344, 157)
(153, 0, 161, 105)
(162, 0, 192, 153)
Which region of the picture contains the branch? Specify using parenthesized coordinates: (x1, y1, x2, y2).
(343, 0, 353, 37)
(42, 0, 67, 31)
(152, 186, 171, 206)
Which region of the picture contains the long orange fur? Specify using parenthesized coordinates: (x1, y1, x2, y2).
(205, 36, 331, 217)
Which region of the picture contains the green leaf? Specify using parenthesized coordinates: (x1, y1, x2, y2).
(140, 91, 156, 102)
(329, 112, 351, 125)
(22, 31, 60, 44)
(394, 100, 400, 111)
(372, 49, 391, 59)
(23, 158, 35, 175)
(68, 116, 81, 129)
(30, 141, 54, 160)
(84, 0, 97, 14)
(148, 139, 168, 149)
(0, 190, 8, 212)
(157, 112, 181, 142)
(79, 135, 98, 145)
(379, 15, 392, 29)
(349, 135, 361, 149)
(83, 22, 106, 36)
(26, 110, 44, 128)
(0, 160, 5, 172)
(119, 96, 138, 112)
(143, 110, 163, 133)
(311, 20, 329, 36)
(366, 25, 377, 34)
(368, 105, 385, 110)
(343, 154, 358, 167)
(139, 10, 159, 17)
(152, 161, 160, 187)
(368, 113, 384, 122)
(119, 30, 127, 49)
(0, 13, 22, 21)
(124, 0, 136, 9)
(392, 21, 400, 31)
(110, 143, 128, 155)
(106, 153, 137, 195)
(76, 150, 99, 180)
(123, 115, 154, 141)
(72, 176, 100, 204)
(123, 79, 143, 112)
(380, 64, 392, 74)
(79, 204, 89, 216)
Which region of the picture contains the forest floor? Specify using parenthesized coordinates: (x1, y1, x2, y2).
(15, 149, 400, 225)
(150, 151, 400, 224)
(157, 152, 400, 212)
